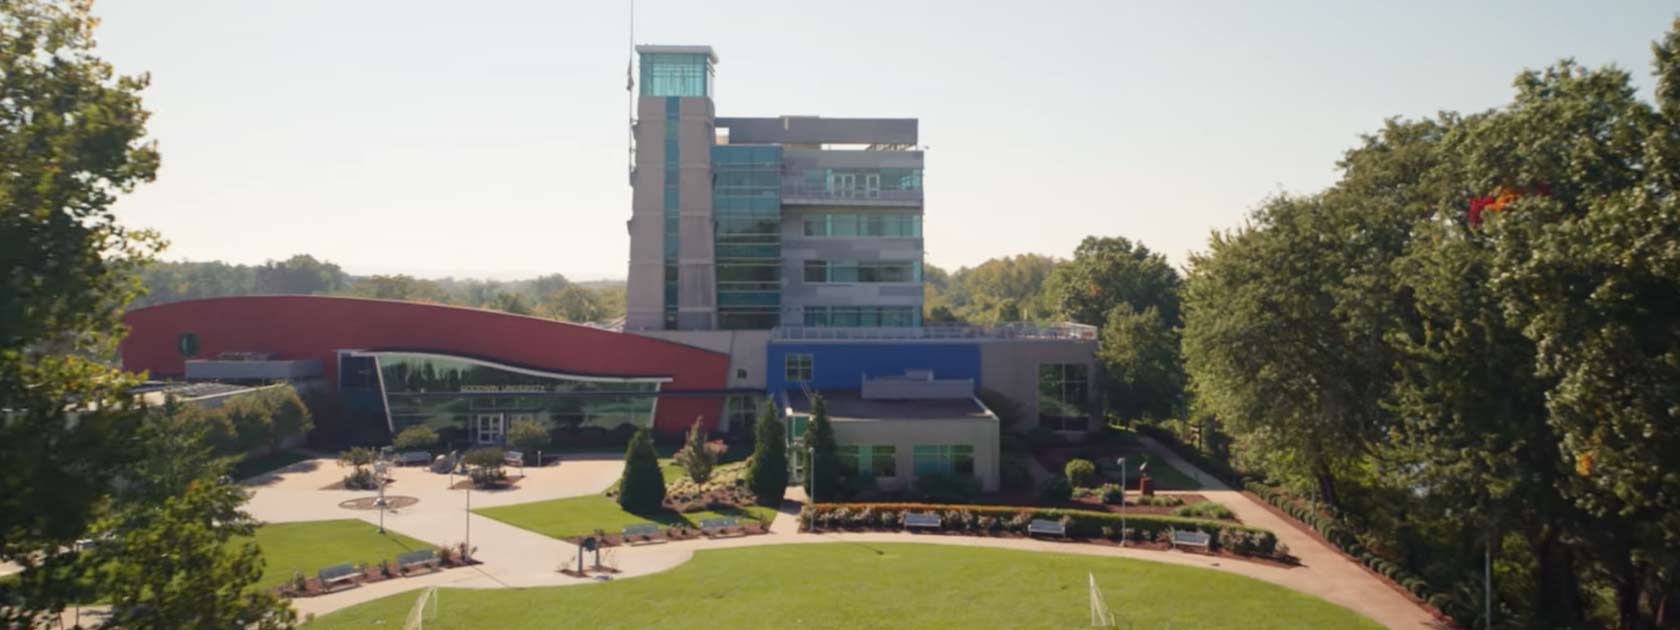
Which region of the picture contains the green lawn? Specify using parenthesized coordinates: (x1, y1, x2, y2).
(1106, 446, 1203, 490)
(307, 543, 1379, 629)
(233, 520, 433, 592)
(472, 494, 775, 540)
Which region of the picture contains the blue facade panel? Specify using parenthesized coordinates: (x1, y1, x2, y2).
(765, 343, 980, 393)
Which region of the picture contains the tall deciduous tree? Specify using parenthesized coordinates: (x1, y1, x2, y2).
(1097, 303, 1184, 422)
(1466, 49, 1680, 627)
(0, 1, 161, 623)
(1182, 195, 1389, 509)
(747, 401, 788, 507)
(1046, 236, 1181, 327)
(93, 481, 296, 629)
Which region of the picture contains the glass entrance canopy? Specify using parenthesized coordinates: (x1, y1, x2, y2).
(344, 350, 667, 442)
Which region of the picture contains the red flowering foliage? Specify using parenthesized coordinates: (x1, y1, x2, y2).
(1466, 183, 1550, 227)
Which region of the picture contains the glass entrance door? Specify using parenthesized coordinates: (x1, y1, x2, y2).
(475, 413, 505, 444)
(863, 173, 880, 199)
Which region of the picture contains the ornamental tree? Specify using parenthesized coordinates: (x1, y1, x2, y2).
(617, 427, 666, 512)
(801, 394, 841, 503)
(746, 401, 788, 506)
(673, 417, 716, 484)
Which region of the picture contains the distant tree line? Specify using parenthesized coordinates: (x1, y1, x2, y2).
(131, 255, 627, 324)
(925, 239, 1187, 425)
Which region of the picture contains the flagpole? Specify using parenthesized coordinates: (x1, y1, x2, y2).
(626, 0, 635, 185)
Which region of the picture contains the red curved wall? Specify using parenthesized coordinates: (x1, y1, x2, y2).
(120, 296, 729, 436)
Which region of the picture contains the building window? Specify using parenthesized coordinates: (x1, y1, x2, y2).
(786, 414, 810, 442)
(725, 395, 758, 434)
(1038, 363, 1090, 431)
(912, 445, 974, 477)
(801, 260, 920, 284)
(868, 445, 897, 477)
(802, 306, 921, 328)
(802, 213, 921, 238)
(785, 353, 813, 382)
(838, 445, 859, 475)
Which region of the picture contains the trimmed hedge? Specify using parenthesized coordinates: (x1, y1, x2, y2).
(1245, 481, 1462, 621)
(800, 502, 1285, 559)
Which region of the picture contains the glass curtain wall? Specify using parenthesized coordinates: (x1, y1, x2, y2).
(358, 352, 662, 444)
(713, 144, 782, 329)
(1037, 363, 1090, 431)
(639, 53, 713, 98)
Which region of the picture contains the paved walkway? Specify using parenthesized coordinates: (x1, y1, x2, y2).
(1136, 436, 1444, 630)
(244, 452, 1445, 629)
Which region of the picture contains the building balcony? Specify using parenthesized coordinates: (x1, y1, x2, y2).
(781, 183, 922, 207)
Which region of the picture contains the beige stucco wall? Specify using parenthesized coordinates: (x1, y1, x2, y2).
(829, 415, 1000, 492)
(979, 340, 1100, 434)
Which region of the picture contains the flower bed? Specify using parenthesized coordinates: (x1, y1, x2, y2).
(799, 502, 1289, 561)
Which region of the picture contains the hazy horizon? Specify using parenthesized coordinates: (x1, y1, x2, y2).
(96, 1, 1676, 280)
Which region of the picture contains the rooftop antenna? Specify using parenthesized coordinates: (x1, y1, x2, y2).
(626, 0, 635, 185)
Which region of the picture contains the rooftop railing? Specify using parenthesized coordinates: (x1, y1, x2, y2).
(771, 322, 1098, 342)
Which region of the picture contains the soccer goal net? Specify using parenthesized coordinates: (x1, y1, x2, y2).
(403, 586, 438, 630)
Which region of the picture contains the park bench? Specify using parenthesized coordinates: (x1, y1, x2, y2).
(395, 451, 431, 466)
(1027, 519, 1067, 537)
(396, 549, 439, 574)
(700, 517, 740, 537)
(621, 522, 666, 544)
(1170, 529, 1212, 552)
(903, 512, 942, 530)
(317, 563, 359, 591)
(503, 451, 524, 467)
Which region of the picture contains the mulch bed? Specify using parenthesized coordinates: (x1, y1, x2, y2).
(562, 520, 771, 548)
(319, 476, 395, 491)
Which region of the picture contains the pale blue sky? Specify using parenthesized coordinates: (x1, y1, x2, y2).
(96, 1, 1677, 280)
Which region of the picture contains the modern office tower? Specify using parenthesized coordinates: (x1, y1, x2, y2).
(626, 45, 925, 331)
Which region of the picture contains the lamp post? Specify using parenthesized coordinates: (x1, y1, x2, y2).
(465, 485, 472, 562)
(1117, 457, 1126, 548)
(374, 460, 388, 533)
(807, 445, 817, 504)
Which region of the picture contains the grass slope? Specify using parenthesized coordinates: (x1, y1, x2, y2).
(472, 494, 775, 540)
(309, 543, 1379, 629)
(235, 519, 432, 592)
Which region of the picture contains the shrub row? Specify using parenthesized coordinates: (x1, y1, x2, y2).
(1245, 481, 1456, 619)
(800, 502, 1286, 559)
